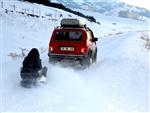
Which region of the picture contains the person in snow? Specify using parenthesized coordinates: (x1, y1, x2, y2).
(20, 48, 47, 87)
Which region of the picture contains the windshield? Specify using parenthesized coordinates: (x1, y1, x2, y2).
(55, 31, 82, 41)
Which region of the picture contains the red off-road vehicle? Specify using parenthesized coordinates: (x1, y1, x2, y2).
(48, 18, 98, 67)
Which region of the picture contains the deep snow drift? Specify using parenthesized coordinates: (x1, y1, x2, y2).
(1, 0, 150, 112)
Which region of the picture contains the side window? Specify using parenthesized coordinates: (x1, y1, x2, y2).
(87, 31, 92, 41)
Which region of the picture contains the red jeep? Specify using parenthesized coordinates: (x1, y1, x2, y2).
(48, 18, 98, 67)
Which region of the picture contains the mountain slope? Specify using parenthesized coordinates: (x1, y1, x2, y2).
(51, 0, 150, 21)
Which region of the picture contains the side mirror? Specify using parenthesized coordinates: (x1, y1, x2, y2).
(90, 37, 98, 42)
(91, 37, 98, 42)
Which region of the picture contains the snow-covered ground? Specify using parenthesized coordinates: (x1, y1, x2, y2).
(1, 0, 150, 112)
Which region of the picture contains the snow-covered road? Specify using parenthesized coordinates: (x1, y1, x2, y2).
(2, 31, 149, 112)
(1, 0, 149, 112)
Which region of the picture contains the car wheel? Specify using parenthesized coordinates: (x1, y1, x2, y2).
(49, 57, 57, 64)
(80, 52, 92, 67)
(92, 47, 97, 63)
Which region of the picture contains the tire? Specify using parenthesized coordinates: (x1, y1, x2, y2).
(49, 57, 57, 64)
(80, 52, 92, 67)
(92, 47, 97, 63)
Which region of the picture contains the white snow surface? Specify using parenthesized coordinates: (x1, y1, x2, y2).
(1, 0, 150, 112)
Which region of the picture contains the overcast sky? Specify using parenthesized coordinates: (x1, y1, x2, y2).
(121, 0, 149, 10)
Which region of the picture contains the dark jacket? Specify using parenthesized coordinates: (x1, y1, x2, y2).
(21, 48, 42, 79)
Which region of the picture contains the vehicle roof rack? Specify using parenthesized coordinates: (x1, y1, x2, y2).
(60, 18, 86, 28)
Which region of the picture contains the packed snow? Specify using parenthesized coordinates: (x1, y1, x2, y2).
(1, 0, 150, 112)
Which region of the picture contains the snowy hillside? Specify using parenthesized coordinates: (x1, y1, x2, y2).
(51, 0, 150, 21)
(1, 0, 150, 112)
